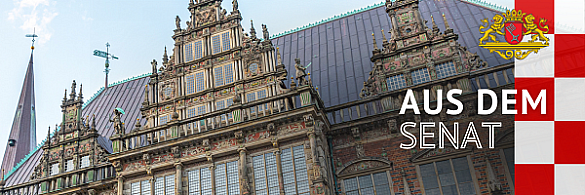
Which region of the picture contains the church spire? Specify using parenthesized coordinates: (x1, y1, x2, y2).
(1, 37, 38, 173)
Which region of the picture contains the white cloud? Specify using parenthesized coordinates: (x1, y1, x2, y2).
(7, 0, 58, 45)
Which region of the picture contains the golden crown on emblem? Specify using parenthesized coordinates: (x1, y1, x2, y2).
(503, 9, 526, 22)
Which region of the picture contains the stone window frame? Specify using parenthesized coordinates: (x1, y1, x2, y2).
(65, 159, 74, 172)
(213, 63, 235, 87)
(154, 174, 175, 195)
(80, 155, 90, 168)
(339, 170, 394, 195)
(215, 97, 234, 123)
(185, 158, 240, 195)
(130, 179, 151, 195)
(415, 154, 481, 195)
(435, 61, 457, 79)
(211, 30, 231, 54)
(50, 163, 59, 176)
(215, 160, 240, 195)
(250, 143, 311, 195)
(185, 70, 207, 95)
(246, 88, 269, 115)
(159, 114, 170, 126)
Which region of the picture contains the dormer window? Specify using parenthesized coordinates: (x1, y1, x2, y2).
(8, 139, 15, 146)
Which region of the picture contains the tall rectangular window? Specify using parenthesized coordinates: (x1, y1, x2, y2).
(212, 35, 221, 54)
(387, 74, 407, 91)
(222, 32, 231, 51)
(227, 161, 240, 195)
(186, 74, 195, 94)
(253, 153, 279, 195)
(435, 61, 457, 79)
(201, 168, 212, 195)
(185, 43, 194, 62)
(141, 180, 151, 195)
(281, 145, 310, 195)
(247, 92, 257, 114)
(188, 107, 197, 118)
(257, 90, 267, 112)
(194, 40, 203, 60)
(133, 180, 151, 195)
(224, 64, 234, 84)
(160, 115, 169, 125)
(197, 105, 206, 116)
(420, 157, 476, 195)
(155, 175, 175, 195)
(343, 171, 391, 195)
(412, 68, 431, 85)
(132, 182, 141, 195)
(66, 160, 74, 172)
(80, 156, 90, 168)
(215, 66, 224, 87)
(196, 72, 205, 92)
(188, 169, 201, 195)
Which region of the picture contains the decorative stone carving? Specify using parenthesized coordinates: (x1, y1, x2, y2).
(387, 119, 397, 133)
(143, 153, 152, 165)
(202, 139, 210, 151)
(235, 130, 244, 144)
(351, 127, 360, 140)
(112, 160, 122, 173)
(262, 24, 269, 40)
(171, 146, 181, 158)
(267, 123, 276, 135)
(355, 144, 365, 157)
(303, 114, 314, 127)
(175, 16, 181, 30)
(337, 159, 392, 176)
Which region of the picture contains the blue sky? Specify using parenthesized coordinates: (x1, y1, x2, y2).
(0, 0, 513, 160)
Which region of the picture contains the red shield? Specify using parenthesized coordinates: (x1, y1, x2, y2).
(504, 22, 524, 45)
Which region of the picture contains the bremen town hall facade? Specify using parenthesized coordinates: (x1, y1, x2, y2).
(1, 0, 519, 194)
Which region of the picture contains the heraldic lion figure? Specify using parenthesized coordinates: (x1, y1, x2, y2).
(523, 14, 550, 44)
(479, 15, 505, 44)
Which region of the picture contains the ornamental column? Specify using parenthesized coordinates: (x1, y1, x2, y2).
(237, 147, 251, 195)
(117, 176, 123, 195)
(175, 162, 183, 195)
(272, 139, 285, 195)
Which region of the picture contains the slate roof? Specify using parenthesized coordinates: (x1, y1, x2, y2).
(4, 75, 150, 186)
(271, 0, 513, 108)
(3, 0, 513, 187)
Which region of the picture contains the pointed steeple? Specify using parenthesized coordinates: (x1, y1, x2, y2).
(1, 50, 37, 173)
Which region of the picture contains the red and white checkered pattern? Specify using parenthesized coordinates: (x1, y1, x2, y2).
(513, 0, 585, 194)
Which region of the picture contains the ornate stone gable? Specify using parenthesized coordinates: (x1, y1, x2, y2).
(361, 0, 487, 98)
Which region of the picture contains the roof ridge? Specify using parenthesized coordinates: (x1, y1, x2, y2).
(269, 0, 509, 40)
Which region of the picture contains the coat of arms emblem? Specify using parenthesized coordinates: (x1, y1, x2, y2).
(478, 9, 549, 60)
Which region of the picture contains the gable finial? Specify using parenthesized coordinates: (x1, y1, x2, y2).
(250, 20, 257, 38)
(163, 46, 169, 64)
(63, 89, 68, 102)
(372, 32, 379, 51)
(276, 47, 282, 65)
(442, 13, 450, 29)
(78, 84, 83, 101)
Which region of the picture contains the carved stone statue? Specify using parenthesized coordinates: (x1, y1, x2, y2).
(151, 59, 158, 74)
(294, 58, 307, 85)
(232, 0, 238, 12)
(110, 109, 124, 136)
(262, 24, 269, 40)
(175, 15, 181, 30)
